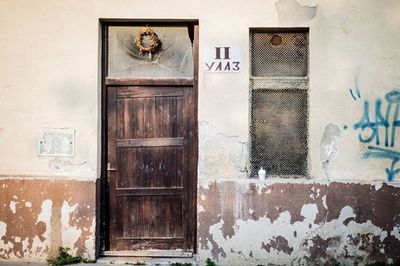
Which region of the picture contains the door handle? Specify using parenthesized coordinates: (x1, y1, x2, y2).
(107, 163, 116, 171)
(106, 163, 116, 183)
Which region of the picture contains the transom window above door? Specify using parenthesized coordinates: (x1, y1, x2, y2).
(108, 26, 194, 78)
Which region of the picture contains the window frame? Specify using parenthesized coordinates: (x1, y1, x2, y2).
(248, 27, 310, 179)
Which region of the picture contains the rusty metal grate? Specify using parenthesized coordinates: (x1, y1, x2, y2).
(251, 31, 308, 77)
(249, 29, 309, 177)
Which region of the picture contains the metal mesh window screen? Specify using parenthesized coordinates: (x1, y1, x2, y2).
(250, 90, 308, 176)
(250, 29, 309, 177)
(251, 31, 308, 77)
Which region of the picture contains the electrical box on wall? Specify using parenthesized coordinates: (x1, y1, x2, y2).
(38, 128, 75, 157)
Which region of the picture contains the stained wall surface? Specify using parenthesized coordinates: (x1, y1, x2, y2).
(198, 180, 400, 265)
(0, 179, 96, 261)
(0, 0, 400, 264)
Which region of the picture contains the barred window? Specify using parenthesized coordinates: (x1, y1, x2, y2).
(249, 28, 309, 178)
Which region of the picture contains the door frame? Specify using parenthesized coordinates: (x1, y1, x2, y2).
(98, 19, 199, 255)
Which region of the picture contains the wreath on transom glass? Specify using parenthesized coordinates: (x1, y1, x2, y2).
(134, 26, 161, 57)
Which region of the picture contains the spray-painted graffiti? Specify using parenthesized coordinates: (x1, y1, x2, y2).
(353, 90, 400, 181)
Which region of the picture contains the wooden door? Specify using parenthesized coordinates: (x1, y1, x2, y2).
(104, 22, 198, 253)
(107, 81, 197, 251)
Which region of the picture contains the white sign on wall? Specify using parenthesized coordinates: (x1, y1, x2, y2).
(38, 128, 75, 157)
(204, 45, 241, 72)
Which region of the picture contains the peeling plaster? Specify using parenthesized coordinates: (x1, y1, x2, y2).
(322, 195, 327, 210)
(84, 218, 96, 259)
(262, 235, 294, 255)
(198, 121, 248, 179)
(391, 227, 400, 241)
(374, 182, 384, 191)
(198, 206, 205, 213)
(61, 201, 81, 254)
(9, 201, 16, 214)
(275, 0, 317, 26)
(296, 0, 317, 7)
(0, 174, 97, 182)
(48, 159, 96, 180)
(198, 181, 400, 265)
(0, 179, 95, 262)
(320, 123, 341, 179)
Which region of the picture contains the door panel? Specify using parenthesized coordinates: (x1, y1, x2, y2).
(121, 196, 183, 238)
(116, 88, 185, 139)
(117, 146, 183, 188)
(107, 85, 195, 251)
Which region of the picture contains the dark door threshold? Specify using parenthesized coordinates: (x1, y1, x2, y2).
(101, 250, 194, 258)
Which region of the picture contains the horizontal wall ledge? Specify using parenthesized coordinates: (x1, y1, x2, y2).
(106, 77, 194, 86)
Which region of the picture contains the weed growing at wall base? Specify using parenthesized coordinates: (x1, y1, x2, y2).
(46, 247, 96, 266)
(206, 258, 216, 266)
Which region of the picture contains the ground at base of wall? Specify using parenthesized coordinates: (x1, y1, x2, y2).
(1, 261, 400, 266)
(0, 263, 105, 266)
(96, 256, 197, 265)
(0, 257, 199, 266)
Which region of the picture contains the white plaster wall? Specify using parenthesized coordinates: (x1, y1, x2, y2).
(0, 0, 399, 182)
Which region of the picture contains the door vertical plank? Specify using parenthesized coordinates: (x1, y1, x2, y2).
(137, 98, 145, 139)
(156, 97, 164, 137)
(181, 87, 190, 250)
(176, 97, 184, 188)
(144, 98, 156, 138)
(131, 98, 140, 138)
(117, 99, 125, 139)
(170, 97, 178, 137)
(163, 97, 170, 137)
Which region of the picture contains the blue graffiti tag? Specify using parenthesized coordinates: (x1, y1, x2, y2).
(353, 90, 400, 181)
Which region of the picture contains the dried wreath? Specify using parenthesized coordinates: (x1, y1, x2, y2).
(134, 26, 160, 56)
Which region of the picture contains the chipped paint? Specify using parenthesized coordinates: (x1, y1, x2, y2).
(275, 0, 317, 26)
(374, 182, 384, 191)
(296, 0, 317, 7)
(198, 180, 400, 265)
(9, 201, 16, 214)
(320, 123, 341, 179)
(0, 179, 96, 262)
(61, 201, 81, 254)
(0, 174, 97, 182)
(391, 227, 400, 241)
(48, 159, 96, 180)
(198, 121, 248, 179)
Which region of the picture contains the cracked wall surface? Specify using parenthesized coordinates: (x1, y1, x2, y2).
(198, 121, 248, 179)
(198, 180, 400, 265)
(0, 179, 96, 262)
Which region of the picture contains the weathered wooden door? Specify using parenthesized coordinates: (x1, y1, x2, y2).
(104, 23, 198, 253)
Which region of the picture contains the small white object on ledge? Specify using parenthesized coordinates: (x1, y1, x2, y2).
(258, 167, 266, 180)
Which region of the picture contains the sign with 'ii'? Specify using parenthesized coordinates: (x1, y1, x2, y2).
(204, 46, 241, 72)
